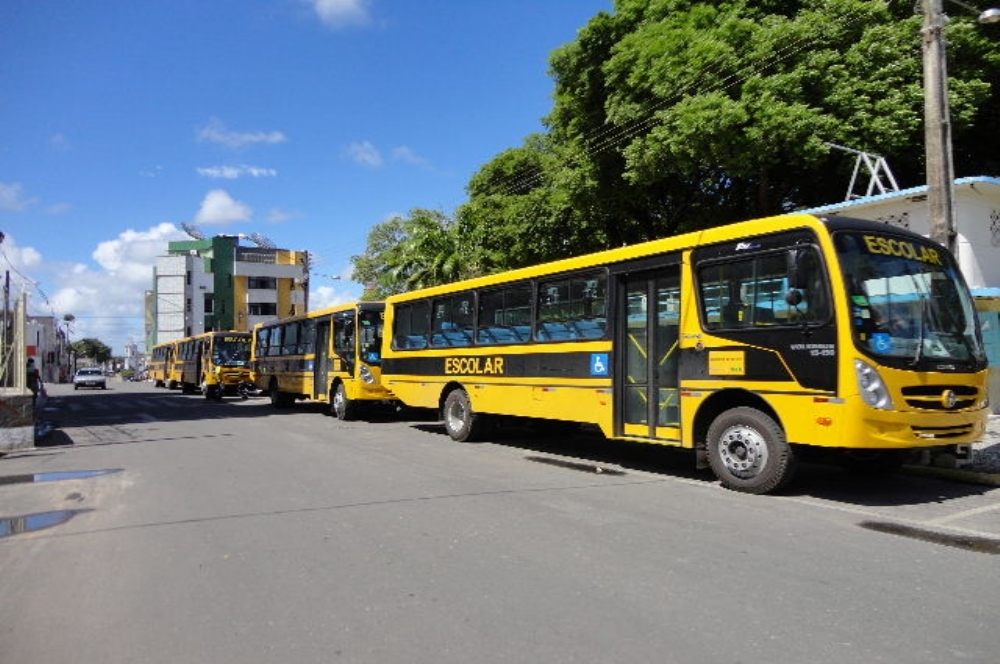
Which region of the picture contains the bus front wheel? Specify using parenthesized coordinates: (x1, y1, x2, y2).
(443, 389, 484, 442)
(706, 407, 796, 494)
(332, 382, 356, 421)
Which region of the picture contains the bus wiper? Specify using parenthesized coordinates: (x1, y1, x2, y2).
(911, 298, 927, 366)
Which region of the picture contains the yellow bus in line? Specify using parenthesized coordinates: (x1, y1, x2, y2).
(173, 331, 252, 398)
(381, 213, 989, 494)
(148, 339, 179, 388)
(252, 302, 397, 418)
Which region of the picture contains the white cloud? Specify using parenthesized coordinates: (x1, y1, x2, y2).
(267, 207, 294, 223)
(46, 202, 71, 214)
(392, 145, 429, 167)
(19, 223, 189, 355)
(197, 165, 278, 179)
(308, 284, 355, 310)
(197, 118, 287, 150)
(346, 140, 384, 167)
(0, 182, 38, 211)
(1, 237, 43, 271)
(194, 189, 253, 225)
(344, 142, 435, 170)
(308, 0, 371, 28)
(92, 222, 185, 272)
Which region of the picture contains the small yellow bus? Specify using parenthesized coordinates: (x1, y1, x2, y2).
(381, 213, 989, 493)
(252, 302, 396, 419)
(172, 331, 252, 398)
(148, 339, 180, 389)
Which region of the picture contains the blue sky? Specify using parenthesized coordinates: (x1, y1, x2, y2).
(0, 0, 613, 355)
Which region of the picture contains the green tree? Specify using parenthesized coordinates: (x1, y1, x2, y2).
(459, 134, 588, 269)
(72, 338, 112, 365)
(351, 215, 409, 299)
(360, 0, 1000, 281)
(478, 0, 1000, 253)
(351, 208, 470, 297)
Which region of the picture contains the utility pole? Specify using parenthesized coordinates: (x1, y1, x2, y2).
(923, 0, 957, 256)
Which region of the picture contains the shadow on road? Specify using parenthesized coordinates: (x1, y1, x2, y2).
(408, 419, 996, 508)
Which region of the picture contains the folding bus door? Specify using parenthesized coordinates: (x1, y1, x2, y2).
(314, 319, 331, 400)
(618, 266, 681, 440)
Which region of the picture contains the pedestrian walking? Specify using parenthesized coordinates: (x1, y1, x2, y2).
(26, 357, 41, 407)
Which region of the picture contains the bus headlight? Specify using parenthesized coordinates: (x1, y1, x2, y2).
(855, 359, 893, 410)
(360, 365, 376, 384)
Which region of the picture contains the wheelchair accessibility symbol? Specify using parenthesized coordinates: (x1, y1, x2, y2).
(871, 333, 893, 354)
(591, 353, 609, 376)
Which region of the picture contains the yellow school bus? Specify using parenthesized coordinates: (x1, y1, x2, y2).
(172, 331, 252, 398)
(381, 213, 988, 494)
(148, 339, 179, 388)
(252, 302, 396, 419)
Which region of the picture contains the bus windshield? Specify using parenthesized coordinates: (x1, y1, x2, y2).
(213, 336, 251, 367)
(834, 232, 984, 364)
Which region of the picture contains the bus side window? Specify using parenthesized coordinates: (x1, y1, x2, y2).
(392, 302, 431, 350)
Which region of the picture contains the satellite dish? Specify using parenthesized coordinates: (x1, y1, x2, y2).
(249, 232, 276, 249)
(181, 222, 205, 240)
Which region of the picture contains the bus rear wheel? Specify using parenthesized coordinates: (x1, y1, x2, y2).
(269, 379, 293, 408)
(443, 388, 484, 442)
(706, 407, 796, 494)
(332, 382, 356, 421)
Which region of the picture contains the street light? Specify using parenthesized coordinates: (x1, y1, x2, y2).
(923, 0, 1000, 258)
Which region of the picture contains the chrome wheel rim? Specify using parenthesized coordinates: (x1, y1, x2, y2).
(717, 424, 768, 479)
(445, 399, 466, 434)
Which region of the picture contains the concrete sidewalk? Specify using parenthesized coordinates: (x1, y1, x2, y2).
(0, 388, 35, 454)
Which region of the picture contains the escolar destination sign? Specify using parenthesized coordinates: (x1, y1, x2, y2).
(862, 235, 942, 265)
(444, 357, 506, 375)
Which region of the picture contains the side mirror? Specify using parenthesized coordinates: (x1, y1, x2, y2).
(787, 247, 816, 290)
(785, 289, 803, 307)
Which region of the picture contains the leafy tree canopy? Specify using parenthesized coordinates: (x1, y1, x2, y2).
(543, 0, 1000, 242)
(352, 208, 469, 300)
(357, 0, 1000, 292)
(72, 338, 112, 365)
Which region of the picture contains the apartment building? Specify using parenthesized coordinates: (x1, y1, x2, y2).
(147, 234, 308, 348)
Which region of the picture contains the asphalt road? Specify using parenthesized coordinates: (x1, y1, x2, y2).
(2, 379, 999, 664)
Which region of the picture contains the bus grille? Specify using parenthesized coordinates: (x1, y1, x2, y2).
(900, 385, 979, 411)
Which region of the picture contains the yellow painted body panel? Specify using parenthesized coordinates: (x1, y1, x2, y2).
(382, 213, 988, 454)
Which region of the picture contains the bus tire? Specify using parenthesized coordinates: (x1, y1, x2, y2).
(201, 380, 218, 400)
(332, 382, 356, 421)
(443, 388, 484, 442)
(269, 380, 292, 408)
(706, 407, 796, 494)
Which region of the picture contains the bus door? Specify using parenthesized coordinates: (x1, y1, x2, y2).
(617, 266, 681, 440)
(333, 311, 357, 378)
(314, 319, 331, 400)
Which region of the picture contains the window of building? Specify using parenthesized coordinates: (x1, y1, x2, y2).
(248, 276, 277, 290)
(248, 302, 277, 316)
